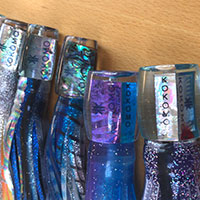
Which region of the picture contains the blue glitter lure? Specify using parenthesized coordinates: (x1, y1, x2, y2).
(4, 24, 58, 200)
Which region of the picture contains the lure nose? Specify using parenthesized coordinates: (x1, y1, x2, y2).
(19, 24, 59, 81)
(55, 35, 97, 98)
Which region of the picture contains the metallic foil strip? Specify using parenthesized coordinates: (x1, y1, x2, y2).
(154, 73, 179, 141)
(4, 77, 28, 199)
(21, 79, 49, 200)
(4, 77, 49, 199)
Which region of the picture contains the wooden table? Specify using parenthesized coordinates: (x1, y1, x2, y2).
(1, 0, 200, 198)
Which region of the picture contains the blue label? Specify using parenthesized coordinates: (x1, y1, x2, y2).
(177, 71, 198, 140)
(121, 82, 137, 143)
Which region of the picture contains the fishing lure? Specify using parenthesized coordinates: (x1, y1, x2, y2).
(138, 64, 200, 200)
(4, 24, 58, 200)
(84, 71, 138, 200)
(0, 18, 28, 199)
(45, 36, 97, 200)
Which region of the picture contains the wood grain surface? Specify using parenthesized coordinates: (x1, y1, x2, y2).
(1, 0, 200, 198)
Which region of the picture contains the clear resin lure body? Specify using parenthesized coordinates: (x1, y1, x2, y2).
(0, 18, 28, 199)
(4, 24, 58, 200)
(45, 36, 97, 200)
(84, 71, 138, 200)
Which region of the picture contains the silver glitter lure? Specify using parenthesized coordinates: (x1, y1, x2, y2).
(0, 17, 28, 199)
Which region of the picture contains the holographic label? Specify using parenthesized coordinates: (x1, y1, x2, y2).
(0, 23, 27, 71)
(90, 80, 121, 143)
(154, 73, 179, 141)
(90, 80, 137, 144)
(177, 72, 196, 140)
(58, 41, 96, 97)
(121, 82, 137, 143)
(23, 35, 57, 80)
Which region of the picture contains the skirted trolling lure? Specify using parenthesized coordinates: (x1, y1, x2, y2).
(138, 64, 200, 199)
(44, 36, 97, 200)
(84, 71, 138, 200)
(4, 24, 58, 200)
(0, 17, 28, 199)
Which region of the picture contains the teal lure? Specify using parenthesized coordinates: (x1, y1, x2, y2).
(45, 36, 97, 199)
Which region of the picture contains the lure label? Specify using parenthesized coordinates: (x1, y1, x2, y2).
(121, 82, 137, 143)
(90, 80, 137, 143)
(154, 72, 196, 141)
(24, 35, 57, 80)
(177, 72, 196, 140)
(0, 23, 27, 71)
(90, 80, 121, 143)
(154, 73, 178, 141)
(58, 42, 96, 97)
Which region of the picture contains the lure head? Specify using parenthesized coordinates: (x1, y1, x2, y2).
(84, 71, 138, 144)
(20, 24, 59, 81)
(56, 36, 97, 98)
(0, 18, 28, 71)
(138, 64, 200, 141)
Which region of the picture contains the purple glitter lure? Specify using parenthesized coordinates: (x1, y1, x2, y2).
(143, 140, 200, 200)
(84, 71, 138, 200)
(84, 71, 138, 144)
